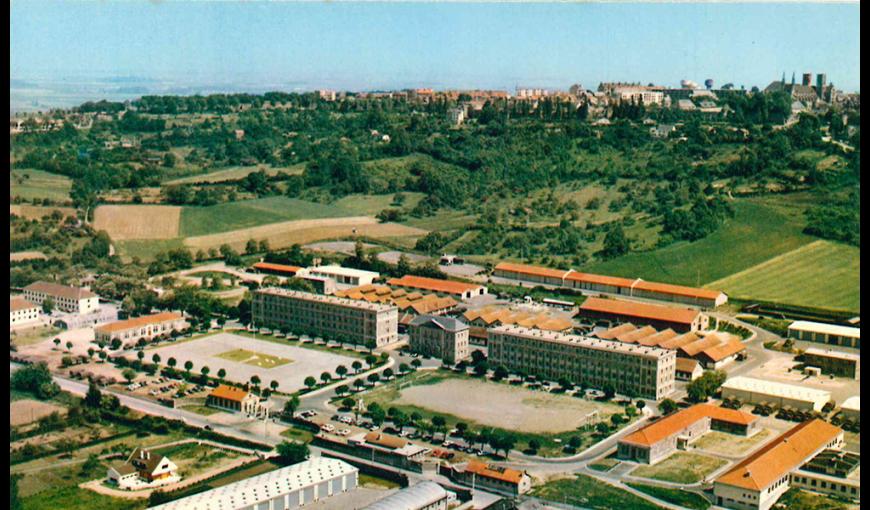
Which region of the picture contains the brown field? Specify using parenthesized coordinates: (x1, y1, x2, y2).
(93, 204, 182, 240)
(183, 216, 426, 252)
(10, 399, 66, 427)
(10, 204, 77, 220)
(10, 251, 48, 261)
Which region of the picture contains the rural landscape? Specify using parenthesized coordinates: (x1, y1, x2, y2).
(10, 2, 860, 510)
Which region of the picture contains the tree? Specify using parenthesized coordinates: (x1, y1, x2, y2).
(411, 359, 422, 369)
(11, 474, 22, 510)
(610, 414, 624, 427)
(568, 436, 582, 450)
(217, 368, 227, 381)
(137, 350, 146, 362)
(276, 441, 309, 465)
(245, 239, 259, 255)
(601, 383, 616, 400)
(320, 372, 332, 384)
(473, 360, 489, 377)
(397, 254, 412, 276)
(365, 354, 377, 367)
(625, 405, 638, 418)
(87, 347, 95, 360)
(65, 341, 73, 352)
(250, 375, 261, 388)
(367, 373, 380, 385)
(352, 360, 363, 373)
(304, 376, 317, 389)
(456, 422, 468, 435)
(342, 397, 355, 410)
(84, 381, 102, 408)
(184, 360, 194, 375)
(399, 362, 410, 374)
(111, 338, 122, 350)
(201, 366, 211, 378)
(557, 377, 573, 390)
(659, 398, 678, 415)
(369, 407, 386, 426)
(53, 338, 61, 350)
(43, 297, 55, 314)
(353, 379, 365, 390)
(335, 384, 349, 396)
(595, 422, 610, 435)
(122, 368, 137, 384)
(270, 380, 279, 392)
(636, 400, 646, 410)
(336, 365, 348, 378)
(493, 365, 509, 381)
(283, 395, 300, 417)
(383, 368, 394, 379)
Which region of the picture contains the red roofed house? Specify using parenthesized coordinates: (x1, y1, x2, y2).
(387, 275, 487, 301)
(618, 404, 760, 465)
(675, 358, 703, 381)
(207, 384, 262, 416)
(448, 460, 531, 496)
(493, 262, 571, 287)
(94, 312, 187, 345)
(714, 419, 844, 510)
(10, 296, 40, 328)
(579, 297, 708, 333)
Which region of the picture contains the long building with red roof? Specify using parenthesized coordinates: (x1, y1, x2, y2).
(492, 262, 727, 308)
(386, 275, 487, 301)
(713, 419, 844, 510)
(618, 403, 760, 465)
(579, 296, 708, 333)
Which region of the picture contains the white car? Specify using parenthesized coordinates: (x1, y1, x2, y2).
(321, 424, 335, 432)
(339, 428, 351, 436)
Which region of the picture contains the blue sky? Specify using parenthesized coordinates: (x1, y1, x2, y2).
(10, 2, 861, 92)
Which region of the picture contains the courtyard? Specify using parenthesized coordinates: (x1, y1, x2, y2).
(148, 332, 358, 393)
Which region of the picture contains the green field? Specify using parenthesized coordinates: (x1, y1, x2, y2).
(531, 474, 665, 510)
(164, 164, 305, 185)
(585, 196, 817, 287)
(630, 452, 727, 484)
(777, 488, 851, 510)
(707, 240, 859, 312)
(10, 168, 72, 201)
(21, 486, 146, 510)
(216, 348, 292, 368)
(627, 483, 711, 510)
(114, 238, 185, 261)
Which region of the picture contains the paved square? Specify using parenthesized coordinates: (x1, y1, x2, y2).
(150, 333, 357, 392)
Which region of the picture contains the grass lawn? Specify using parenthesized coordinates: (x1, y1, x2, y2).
(181, 404, 221, 416)
(114, 238, 185, 262)
(279, 425, 315, 443)
(215, 348, 292, 368)
(21, 486, 146, 510)
(179, 196, 361, 237)
(531, 474, 665, 510)
(188, 270, 239, 280)
(707, 240, 859, 313)
(691, 428, 773, 457)
(11, 325, 63, 347)
(11, 168, 72, 201)
(777, 488, 851, 510)
(152, 442, 244, 476)
(630, 452, 727, 484)
(332, 192, 424, 216)
(627, 483, 711, 510)
(588, 456, 620, 472)
(585, 196, 817, 287)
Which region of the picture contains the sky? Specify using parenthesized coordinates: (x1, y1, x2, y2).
(10, 1, 861, 93)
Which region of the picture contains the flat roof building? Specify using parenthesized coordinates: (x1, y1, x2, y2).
(23, 281, 99, 315)
(714, 419, 844, 510)
(299, 265, 379, 290)
(488, 325, 676, 400)
(619, 404, 760, 465)
(788, 320, 860, 349)
(579, 297, 708, 333)
(387, 275, 487, 300)
(252, 288, 398, 348)
(802, 347, 860, 380)
(149, 457, 358, 510)
(720, 376, 831, 412)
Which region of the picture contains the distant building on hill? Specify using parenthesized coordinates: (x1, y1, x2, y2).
(23, 281, 99, 315)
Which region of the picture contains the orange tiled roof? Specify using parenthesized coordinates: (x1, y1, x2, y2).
(638, 329, 678, 347)
(617, 325, 658, 344)
(679, 335, 722, 357)
(252, 262, 302, 275)
(633, 280, 723, 301)
(24, 281, 96, 300)
(658, 332, 700, 350)
(10, 297, 38, 312)
(580, 297, 700, 325)
(209, 384, 251, 403)
(701, 337, 746, 362)
(494, 262, 571, 280)
(675, 357, 700, 373)
(621, 404, 757, 448)
(95, 312, 182, 334)
(595, 323, 637, 340)
(465, 459, 525, 484)
(387, 275, 482, 296)
(716, 419, 842, 491)
(564, 271, 637, 288)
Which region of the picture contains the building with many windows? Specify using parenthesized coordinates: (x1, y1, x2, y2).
(23, 281, 99, 314)
(788, 321, 860, 349)
(94, 312, 187, 345)
(618, 404, 760, 465)
(206, 384, 264, 417)
(298, 265, 380, 290)
(10, 296, 40, 328)
(713, 419, 844, 510)
(408, 315, 470, 365)
(149, 457, 359, 510)
(252, 288, 399, 347)
(488, 325, 676, 400)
